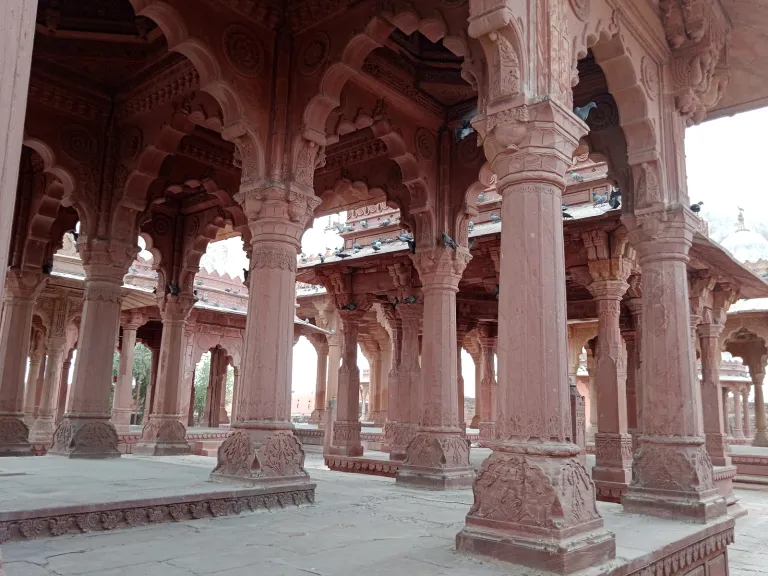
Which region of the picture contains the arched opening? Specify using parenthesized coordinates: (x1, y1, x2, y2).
(191, 346, 234, 428)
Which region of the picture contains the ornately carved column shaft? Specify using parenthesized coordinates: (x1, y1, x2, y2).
(56, 354, 72, 424)
(470, 352, 482, 428)
(733, 386, 744, 439)
(697, 323, 730, 466)
(29, 336, 66, 445)
(309, 343, 328, 425)
(752, 370, 768, 446)
(389, 305, 420, 461)
(743, 387, 752, 440)
(112, 323, 140, 435)
(477, 333, 497, 443)
(330, 309, 364, 456)
(22, 346, 43, 425)
(722, 388, 730, 436)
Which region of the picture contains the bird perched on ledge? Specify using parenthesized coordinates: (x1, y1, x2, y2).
(574, 101, 597, 122)
(690, 201, 703, 214)
(441, 232, 458, 250)
(608, 188, 621, 210)
(562, 205, 573, 219)
(489, 212, 502, 223)
(569, 171, 585, 183)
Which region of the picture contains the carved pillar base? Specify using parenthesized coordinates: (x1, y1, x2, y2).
(705, 433, 731, 467)
(48, 418, 120, 459)
(28, 415, 56, 445)
(133, 415, 191, 456)
(328, 421, 363, 456)
(592, 433, 632, 503)
(0, 416, 31, 456)
(111, 409, 133, 436)
(308, 408, 325, 427)
(456, 448, 615, 574)
(752, 429, 768, 447)
(623, 439, 726, 522)
(570, 385, 586, 466)
(469, 415, 481, 429)
(385, 422, 415, 461)
(396, 431, 475, 490)
(210, 428, 313, 492)
(478, 422, 497, 444)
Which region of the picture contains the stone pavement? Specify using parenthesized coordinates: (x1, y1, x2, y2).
(1, 451, 766, 576)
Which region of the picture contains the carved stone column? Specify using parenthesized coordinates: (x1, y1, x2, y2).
(625, 295, 643, 451)
(135, 301, 192, 455)
(374, 341, 391, 426)
(477, 324, 497, 443)
(29, 299, 69, 445)
(23, 334, 44, 425)
(733, 385, 745, 439)
(469, 351, 482, 428)
(743, 386, 752, 440)
(586, 348, 598, 442)
(456, 324, 468, 431)
(722, 388, 731, 437)
(588, 277, 632, 503)
(0, 272, 45, 455)
(56, 350, 73, 424)
(51, 243, 133, 459)
(112, 313, 144, 435)
(750, 359, 768, 446)
(456, 97, 614, 569)
(388, 303, 421, 461)
(382, 310, 402, 454)
(230, 366, 240, 424)
(144, 344, 159, 421)
(697, 323, 730, 466)
(308, 336, 328, 426)
(330, 307, 365, 456)
(0, 0, 38, 308)
(622, 207, 725, 522)
(210, 183, 316, 493)
(397, 248, 474, 490)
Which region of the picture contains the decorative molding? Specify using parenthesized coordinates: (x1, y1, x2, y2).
(324, 456, 399, 478)
(117, 59, 199, 119)
(222, 25, 266, 78)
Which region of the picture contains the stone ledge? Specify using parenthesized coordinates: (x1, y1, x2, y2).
(732, 453, 768, 484)
(324, 455, 399, 478)
(0, 485, 315, 543)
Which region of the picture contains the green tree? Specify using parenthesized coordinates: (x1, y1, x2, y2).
(132, 344, 152, 422)
(193, 352, 211, 424)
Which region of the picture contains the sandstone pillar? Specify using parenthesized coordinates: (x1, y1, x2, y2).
(625, 296, 643, 451)
(588, 279, 632, 503)
(0, 0, 38, 308)
(722, 388, 731, 437)
(326, 334, 341, 402)
(469, 351, 482, 428)
(308, 338, 328, 425)
(374, 342, 391, 426)
(23, 338, 44, 425)
(210, 183, 316, 491)
(622, 207, 725, 521)
(56, 351, 72, 424)
(397, 248, 474, 489)
(51, 244, 132, 459)
(388, 304, 421, 461)
(477, 325, 497, 443)
(697, 323, 730, 465)
(112, 314, 143, 435)
(382, 312, 402, 453)
(135, 301, 192, 455)
(229, 366, 240, 423)
(0, 272, 45, 455)
(457, 99, 613, 570)
(457, 344, 465, 430)
(330, 308, 364, 456)
(144, 344, 159, 422)
(586, 348, 598, 442)
(750, 359, 768, 446)
(743, 386, 752, 439)
(733, 385, 744, 439)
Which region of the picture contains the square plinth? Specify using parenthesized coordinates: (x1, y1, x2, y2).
(395, 465, 476, 490)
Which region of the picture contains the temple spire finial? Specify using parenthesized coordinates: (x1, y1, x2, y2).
(737, 207, 748, 232)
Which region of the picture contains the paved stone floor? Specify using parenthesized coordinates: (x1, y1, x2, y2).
(1, 450, 766, 576)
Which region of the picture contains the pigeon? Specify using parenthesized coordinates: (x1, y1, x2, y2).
(592, 191, 608, 205)
(332, 222, 345, 234)
(333, 246, 343, 254)
(493, 285, 499, 299)
(468, 238, 475, 249)
(391, 297, 399, 308)
(455, 121, 474, 142)
(574, 101, 597, 122)
(300, 253, 308, 262)
(490, 213, 502, 223)
(383, 238, 395, 244)
(379, 218, 391, 227)
(477, 191, 485, 203)
(441, 232, 458, 250)
(690, 201, 703, 213)
(343, 224, 354, 232)
(397, 233, 413, 243)
(371, 240, 382, 251)
(360, 220, 368, 228)
(243, 269, 249, 283)
(562, 204, 574, 219)
(193, 290, 198, 296)
(406, 238, 416, 254)
(608, 189, 622, 209)
(353, 242, 363, 250)
(42, 262, 53, 274)
(168, 282, 180, 296)
(403, 295, 418, 304)
(337, 252, 351, 259)
(71, 231, 79, 242)
(468, 221, 475, 233)
(152, 287, 157, 294)
(318, 253, 325, 263)
(342, 302, 357, 311)
(569, 171, 584, 183)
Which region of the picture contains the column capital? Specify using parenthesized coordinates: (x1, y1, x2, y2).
(78, 239, 137, 281)
(622, 206, 699, 263)
(696, 322, 724, 340)
(158, 296, 195, 323)
(120, 311, 146, 331)
(588, 279, 629, 301)
(4, 269, 46, 301)
(410, 247, 470, 291)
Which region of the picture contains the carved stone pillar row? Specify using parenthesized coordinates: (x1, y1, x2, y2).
(330, 307, 365, 456)
(697, 323, 730, 466)
(456, 96, 614, 570)
(389, 303, 421, 461)
(0, 271, 46, 455)
(0, 0, 38, 309)
(135, 301, 192, 455)
(586, 348, 598, 442)
(112, 313, 144, 435)
(469, 350, 482, 428)
(743, 386, 752, 440)
(622, 207, 725, 522)
(625, 296, 643, 452)
(749, 358, 768, 446)
(210, 183, 317, 490)
(308, 336, 328, 426)
(23, 333, 44, 425)
(733, 385, 745, 439)
(29, 298, 70, 445)
(51, 243, 133, 459)
(477, 324, 498, 443)
(588, 278, 632, 503)
(56, 350, 73, 424)
(397, 248, 474, 490)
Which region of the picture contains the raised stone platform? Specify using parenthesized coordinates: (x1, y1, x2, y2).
(0, 455, 313, 543)
(731, 445, 768, 486)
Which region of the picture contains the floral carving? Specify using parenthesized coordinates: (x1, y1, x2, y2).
(19, 519, 44, 539)
(101, 512, 119, 530)
(212, 430, 256, 477)
(488, 32, 521, 100)
(403, 433, 470, 469)
(51, 421, 119, 456)
(120, 127, 143, 161)
(75, 513, 98, 532)
(259, 432, 306, 478)
(222, 25, 265, 78)
(641, 56, 660, 101)
(646, 269, 673, 337)
(631, 443, 715, 492)
(60, 125, 97, 163)
(0, 417, 29, 445)
(49, 517, 71, 536)
(568, 0, 590, 21)
(250, 246, 297, 272)
(414, 128, 436, 161)
(594, 433, 633, 465)
(635, 162, 661, 207)
(298, 32, 330, 76)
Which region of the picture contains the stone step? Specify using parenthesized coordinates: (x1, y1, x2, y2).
(193, 439, 225, 456)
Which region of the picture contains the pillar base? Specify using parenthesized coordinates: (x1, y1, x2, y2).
(384, 422, 415, 461)
(48, 418, 120, 459)
(111, 408, 132, 436)
(705, 433, 732, 467)
(328, 421, 363, 456)
(395, 432, 475, 490)
(593, 433, 632, 503)
(133, 416, 191, 456)
(469, 415, 481, 428)
(457, 445, 615, 574)
(28, 416, 56, 445)
(478, 422, 496, 443)
(308, 409, 325, 426)
(0, 416, 32, 456)
(752, 429, 768, 447)
(622, 439, 726, 523)
(210, 429, 312, 489)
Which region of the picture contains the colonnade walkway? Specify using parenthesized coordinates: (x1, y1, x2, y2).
(1, 451, 765, 576)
